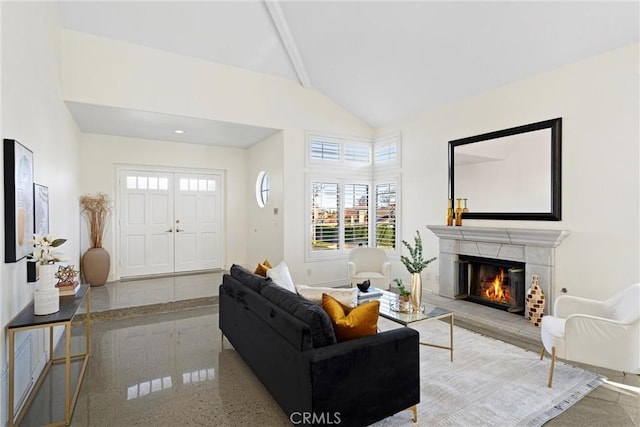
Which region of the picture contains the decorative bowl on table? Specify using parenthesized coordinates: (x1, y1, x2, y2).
(357, 280, 371, 292)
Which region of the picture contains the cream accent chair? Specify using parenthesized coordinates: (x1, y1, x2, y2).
(540, 283, 640, 388)
(348, 247, 392, 290)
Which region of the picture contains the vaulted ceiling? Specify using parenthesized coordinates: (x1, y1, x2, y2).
(59, 1, 639, 147)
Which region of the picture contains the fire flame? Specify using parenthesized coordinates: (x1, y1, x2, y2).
(484, 269, 510, 303)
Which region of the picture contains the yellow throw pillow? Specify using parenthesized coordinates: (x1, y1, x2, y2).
(322, 293, 379, 342)
(254, 259, 273, 277)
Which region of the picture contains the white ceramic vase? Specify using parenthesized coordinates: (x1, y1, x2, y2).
(34, 263, 59, 315)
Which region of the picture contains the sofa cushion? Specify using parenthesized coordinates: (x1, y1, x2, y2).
(322, 293, 379, 342)
(254, 259, 272, 277)
(230, 264, 273, 294)
(296, 284, 358, 307)
(267, 261, 297, 293)
(261, 284, 337, 348)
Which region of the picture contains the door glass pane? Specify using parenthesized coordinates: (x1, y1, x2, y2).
(180, 179, 188, 191)
(126, 176, 137, 189)
(198, 179, 207, 191)
(159, 178, 169, 190)
(207, 180, 215, 191)
(138, 176, 148, 189)
(148, 177, 158, 190)
(189, 179, 198, 191)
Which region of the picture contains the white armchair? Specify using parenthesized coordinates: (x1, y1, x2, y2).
(348, 247, 392, 290)
(540, 283, 640, 387)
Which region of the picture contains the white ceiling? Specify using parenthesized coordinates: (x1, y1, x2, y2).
(65, 102, 280, 148)
(58, 1, 639, 147)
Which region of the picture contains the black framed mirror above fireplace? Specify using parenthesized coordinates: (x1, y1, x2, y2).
(448, 117, 562, 221)
(457, 255, 525, 314)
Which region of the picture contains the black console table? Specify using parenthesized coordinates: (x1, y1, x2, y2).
(7, 285, 91, 426)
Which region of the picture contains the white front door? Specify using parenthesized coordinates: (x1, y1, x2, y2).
(119, 169, 223, 278)
(174, 173, 222, 272)
(120, 171, 175, 277)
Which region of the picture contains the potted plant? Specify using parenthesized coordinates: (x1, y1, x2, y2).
(79, 193, 112, 286)
(392, 278, 412, 312)
(401, 229, 437, 311)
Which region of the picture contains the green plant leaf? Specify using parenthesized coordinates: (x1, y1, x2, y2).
(50, 238, 67, 247)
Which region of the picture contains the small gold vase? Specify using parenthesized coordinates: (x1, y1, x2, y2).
(410, 273, 422, 312)
(455, 198, 463, 226)
(446, 199, 454, 226)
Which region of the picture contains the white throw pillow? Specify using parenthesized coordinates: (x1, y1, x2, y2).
(267, 261, 296, 293)
(296, 284, 358, 308)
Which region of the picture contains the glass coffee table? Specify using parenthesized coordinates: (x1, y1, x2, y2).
(360, 288, 454, 361)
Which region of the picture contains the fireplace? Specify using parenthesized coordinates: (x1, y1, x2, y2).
(427, 225, 570, 317)
(457, 255, 525, 313)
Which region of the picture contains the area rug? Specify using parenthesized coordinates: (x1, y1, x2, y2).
(373, 318, 604, 427)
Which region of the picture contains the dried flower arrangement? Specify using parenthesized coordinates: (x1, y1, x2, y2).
(79, 193, 112, 248)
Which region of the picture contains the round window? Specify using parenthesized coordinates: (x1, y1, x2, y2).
(255, 171, 269, 207)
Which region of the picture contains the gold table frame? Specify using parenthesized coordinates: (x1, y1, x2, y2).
(361, 288, 454, 361)
(7, 285, 91, 427)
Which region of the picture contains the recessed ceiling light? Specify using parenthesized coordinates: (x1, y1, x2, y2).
(174, 129, 185, 134)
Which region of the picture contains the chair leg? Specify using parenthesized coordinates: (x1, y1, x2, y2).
(409, 405, 417, 422)
(547, 347, 556, 388)
(539, 345, 545, 360)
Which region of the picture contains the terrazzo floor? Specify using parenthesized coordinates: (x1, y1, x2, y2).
(17, 272, 639, 426)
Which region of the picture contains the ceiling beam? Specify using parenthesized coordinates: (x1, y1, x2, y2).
(265, 0, 313, 89)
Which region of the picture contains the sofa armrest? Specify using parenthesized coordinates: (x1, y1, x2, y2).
(307, 328, 419, 426)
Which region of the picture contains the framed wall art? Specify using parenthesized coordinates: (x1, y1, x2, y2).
(4, 139, 34, 262)
(34, 183, 49, 237)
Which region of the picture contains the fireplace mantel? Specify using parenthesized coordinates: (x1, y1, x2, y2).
(426, 225, 569, 247)
(427, 225, 570, 315)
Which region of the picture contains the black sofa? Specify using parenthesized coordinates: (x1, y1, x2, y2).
(219, 264, 420, 426)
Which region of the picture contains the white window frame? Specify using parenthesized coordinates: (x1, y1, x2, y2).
(374, 133, 402, 172)
(304, 132, 402, 262)
(306, 132, 372, 170)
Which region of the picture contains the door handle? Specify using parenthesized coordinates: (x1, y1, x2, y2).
(176, 228, 185, 233)
(166, 228, 173, 233)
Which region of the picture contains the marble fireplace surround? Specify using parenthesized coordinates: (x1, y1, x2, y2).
(427, 225, 569, 316)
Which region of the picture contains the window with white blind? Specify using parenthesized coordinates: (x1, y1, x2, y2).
(306, 132, 401, 261)
(307, 133, 372, 167)
(309, 179, 370, 257)
(375, 182, 397, 250)
(310, 140, 340, 161)
(374, 134, 401, 169)
(343, 183, 369, 248)
(344, 144, 371, 164)
(311, 182, 340, 251)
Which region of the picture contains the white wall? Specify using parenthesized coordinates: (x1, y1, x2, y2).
(247, 132, 284, 266)
(61, 30, 372, 136)
(79, 133, 248, 277)
(1, 2, 81, 422)
(377, 43, 639, 301)
(62, 30, 373, 285)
